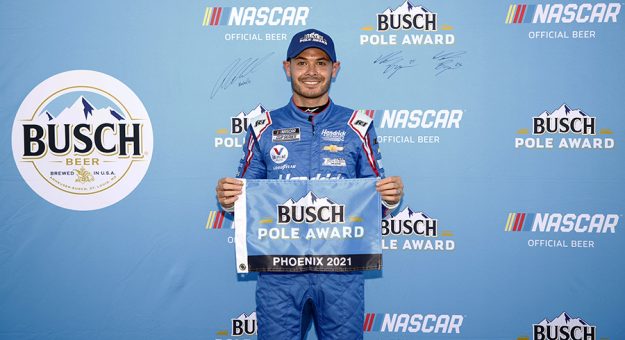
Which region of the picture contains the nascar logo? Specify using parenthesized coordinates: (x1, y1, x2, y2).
(201, 6, 309, 26)
(206, 211, 228, 229)
(363, 312, 463, 333)
(505, 3, 621, 24)
(505, 212, 618, 233)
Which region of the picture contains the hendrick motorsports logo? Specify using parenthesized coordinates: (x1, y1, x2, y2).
(363, 312, 464, 334)
(526, 312, 597, 340)
(201, 5, 309, 42)
(214, 104, 267, 148)
(505, 3, 621, 39)
(360, 0, 456, 46)
(505, 212, 618, 249)
(12, 70, 153, 210)
(373, 108, 464, 145)
(382, 207, 455, 251)
(514, 104, 614, 149)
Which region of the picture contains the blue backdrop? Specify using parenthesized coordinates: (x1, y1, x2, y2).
(1, 1, 623, 339)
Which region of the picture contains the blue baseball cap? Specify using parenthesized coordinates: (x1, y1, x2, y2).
(286, 29, 336, 62)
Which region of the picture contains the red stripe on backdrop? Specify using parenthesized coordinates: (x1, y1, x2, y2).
(518, 5, 527, 23)
(513, 213, 521, 231)
(368, 313, 375, 331)
(363, 314, 370, 331)
(513, 5, 522, 23)
(216, 7, 223, 25)
(518, 213, 526, 231)
(216, 211, 224, 229)
(210, 7, 218, 25)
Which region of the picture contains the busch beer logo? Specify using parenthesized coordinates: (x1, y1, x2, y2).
(382, 208, 437, 237)
(532, 312, 596, 340)
(515, 104, 614, 149)
(382, 207, 455, 251)
(506, 3, 621, 24)
(532, 104, 595, 135)
(202, 6, 309, 27)
(277, 192, 345, 224)
(215, 104, 267, 148)
(11, 70, 153, 210)
(377, 1, 437, 31)
(231, 312, 257, 336)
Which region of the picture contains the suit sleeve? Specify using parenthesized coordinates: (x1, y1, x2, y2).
(356, 125, 401, 215)
(356, 124, 385, 179)
(236, 127, 267, 180)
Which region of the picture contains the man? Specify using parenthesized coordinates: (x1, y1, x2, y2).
(216, 28, 403, 340)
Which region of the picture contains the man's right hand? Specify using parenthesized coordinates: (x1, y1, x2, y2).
(216, 177, 243, 209)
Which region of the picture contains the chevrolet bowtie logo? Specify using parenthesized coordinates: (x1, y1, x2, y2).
(323, 145, 344, 152)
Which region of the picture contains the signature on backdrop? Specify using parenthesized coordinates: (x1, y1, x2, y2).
(373, 50, 467, 78)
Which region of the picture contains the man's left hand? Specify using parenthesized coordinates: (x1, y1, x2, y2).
(376, 176, 404, 205)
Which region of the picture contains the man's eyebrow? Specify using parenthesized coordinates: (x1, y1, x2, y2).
(293, 56, 330, 61)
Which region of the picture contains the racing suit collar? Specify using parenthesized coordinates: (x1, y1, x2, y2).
(289, 97, 334, 123)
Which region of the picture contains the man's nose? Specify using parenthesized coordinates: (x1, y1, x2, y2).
(305, 63, 319, 76)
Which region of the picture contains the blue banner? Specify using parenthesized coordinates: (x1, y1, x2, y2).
(234, 178, 382, 273)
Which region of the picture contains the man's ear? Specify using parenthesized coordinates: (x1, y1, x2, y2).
(332, 61, 341, 79)
(283, 60, 291, 78)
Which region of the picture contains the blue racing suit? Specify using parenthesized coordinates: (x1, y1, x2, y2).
(236, 98, 388, 340)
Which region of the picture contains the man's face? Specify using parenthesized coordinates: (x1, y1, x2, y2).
(284, 48, 340, 104)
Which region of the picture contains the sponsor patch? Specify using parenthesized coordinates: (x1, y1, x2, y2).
(270, 145, 289, 164)
(272, 127, 301, 142)
(321, 129, 346, 142)
(323, 144, 344, 152)
(322, 157, 346, 167)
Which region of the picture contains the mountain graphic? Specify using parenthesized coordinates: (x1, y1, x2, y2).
(385, 207, 431, 221)
(538, 103, 590, 119)
(235, 104, 268, 120)
(233, 312, 257, 321)
(44, 111, 54, 121)
(537, 312, 589, 327)
(383, 0, 431, 15)
(282, 191, 337, 207)
(39, 96, 126, 123)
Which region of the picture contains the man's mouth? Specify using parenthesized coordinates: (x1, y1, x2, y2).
(301, 79, 322, 85)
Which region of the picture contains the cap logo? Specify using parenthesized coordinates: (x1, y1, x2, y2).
(299, 32, 328, 45)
